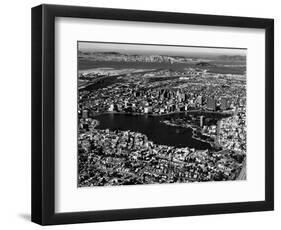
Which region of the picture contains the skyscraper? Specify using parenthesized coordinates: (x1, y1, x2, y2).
(197, 95, 203, 106)
(200, 116, 204, 127)
(220, 97, 229, 110)
(206, 97, 216, 111)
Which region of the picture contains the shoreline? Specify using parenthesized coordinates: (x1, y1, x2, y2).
(88, 110, 222, 150)
(89, 110, 230, 149)
(161, 120, 216, 148)
(91, 110, 234, 118)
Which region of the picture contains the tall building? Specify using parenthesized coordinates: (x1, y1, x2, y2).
(176, 90, 181, 101)
(200, 116, 204, 128)
(124, 100, 129, 108)
(220, 97, 229, 110)
(197, 95, 203, 106)
(144, 106, 152, 113)
(108, 104, 114, 112)
(206, 97, 216, 111)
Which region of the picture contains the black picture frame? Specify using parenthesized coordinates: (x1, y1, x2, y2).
(31, 4, 274, 225)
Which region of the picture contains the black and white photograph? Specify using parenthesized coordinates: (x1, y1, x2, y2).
(29, 3, 274, 226)
(77, 42, 247, 187)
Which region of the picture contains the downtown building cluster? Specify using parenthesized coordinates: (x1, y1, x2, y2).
(79, 68, 245, 118)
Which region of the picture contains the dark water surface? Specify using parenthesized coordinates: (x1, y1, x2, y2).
(78, 60, 246, 75)
(94, 112, 230, 150)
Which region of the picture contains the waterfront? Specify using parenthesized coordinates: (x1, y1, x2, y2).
(79, 60, 246, 75)
(93, 112, 230, 150)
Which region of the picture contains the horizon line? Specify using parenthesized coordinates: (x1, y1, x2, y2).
(78, 41, 247, 57)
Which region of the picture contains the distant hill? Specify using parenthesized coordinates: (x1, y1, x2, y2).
(78, 51, 199, 64)
(196, 62, 215, 67)
(78, 51, 246, 64)
(216, 55, 246, 61)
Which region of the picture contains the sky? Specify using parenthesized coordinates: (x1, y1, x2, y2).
(78, 41, 246, 57)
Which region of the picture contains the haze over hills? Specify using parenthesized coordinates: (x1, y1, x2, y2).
(215, 55, 246, 61)
(78, 51, 246, 64)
